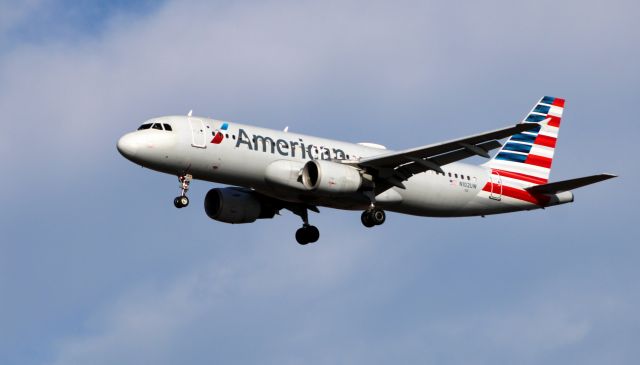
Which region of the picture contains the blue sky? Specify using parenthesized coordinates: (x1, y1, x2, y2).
(0, 0, 638, 364)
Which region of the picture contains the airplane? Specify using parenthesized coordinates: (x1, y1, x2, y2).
(117, 96, 616, 245)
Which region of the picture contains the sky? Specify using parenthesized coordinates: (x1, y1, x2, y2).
(0, 0, 638, 364)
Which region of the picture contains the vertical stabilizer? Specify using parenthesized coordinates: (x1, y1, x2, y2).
(483, 96, 565, 185)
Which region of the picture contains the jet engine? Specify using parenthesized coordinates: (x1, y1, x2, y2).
(301, 160, 363, 194)
(204, 188, 276, 224)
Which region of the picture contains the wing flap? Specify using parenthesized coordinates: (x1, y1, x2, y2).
(525, 173, 617, 194)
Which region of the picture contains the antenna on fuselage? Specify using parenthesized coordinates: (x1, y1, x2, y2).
(187, 110, 193, 117)
(283, 126, 289, 132)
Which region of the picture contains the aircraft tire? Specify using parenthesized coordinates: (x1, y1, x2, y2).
(361, 211, 375, 228)
(296, 228, 310, 245)
(306, 226, 320, 243)
(174, 196, 189, 208)
(174, 197, 183, 208)
(296, 226, 320, 245)
(371, 208, 386, 225)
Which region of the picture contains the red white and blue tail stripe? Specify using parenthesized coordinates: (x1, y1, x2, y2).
(483, 96, 565, 186)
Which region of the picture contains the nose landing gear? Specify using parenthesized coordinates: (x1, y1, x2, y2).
(173, 174, 192, 208)
(361, 207, 386, 227)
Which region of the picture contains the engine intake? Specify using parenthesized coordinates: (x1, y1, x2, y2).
(204, 188, 276, 224)
(301, 160, 363, 194)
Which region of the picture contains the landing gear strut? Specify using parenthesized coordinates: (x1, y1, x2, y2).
(292, 206, 320, 245)
(173, 174, 192, 208)
(361, 207, 386, 228)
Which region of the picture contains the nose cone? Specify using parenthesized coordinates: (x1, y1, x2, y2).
(117, 133, 139, 159)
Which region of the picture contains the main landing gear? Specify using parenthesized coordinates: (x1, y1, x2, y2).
(292, 206, 320, 245)
(173, 174, 192, 208)
(361, 207, 386, 228)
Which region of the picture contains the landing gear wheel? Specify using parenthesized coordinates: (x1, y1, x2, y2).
(361, 211, 375, 228)
(296, 225, 320, 245)
(371, 208, 386, 225)
(306, 225, 320, 242)
(174, 174, 192, 209)
(173, 196, 189, 208)
(361, 208, 386, 227)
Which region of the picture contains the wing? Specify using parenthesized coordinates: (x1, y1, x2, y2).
(356, 121, 545, 192)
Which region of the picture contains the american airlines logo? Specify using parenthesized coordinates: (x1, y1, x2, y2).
(232, 128, 348, 160)
(211, 122, 229, 144)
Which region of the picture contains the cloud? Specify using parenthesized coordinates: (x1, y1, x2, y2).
(0, 1, 637, 365)
(48, 226, 380, 365)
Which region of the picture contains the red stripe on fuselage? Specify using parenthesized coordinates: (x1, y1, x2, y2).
(482, 182, 551, 205)
(491, 169, 548, 184)
(525, 154, 552, 168)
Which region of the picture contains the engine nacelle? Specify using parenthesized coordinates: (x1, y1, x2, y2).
(301, 160, 363, 194)
(264, 160, 306, 190)
(204, 188, 276, 224)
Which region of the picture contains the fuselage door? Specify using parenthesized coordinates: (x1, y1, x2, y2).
(189, 118, 207, 148)
(489, 171, 502, 201)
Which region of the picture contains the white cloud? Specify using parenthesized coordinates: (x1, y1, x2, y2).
(48, 226, 379, 365)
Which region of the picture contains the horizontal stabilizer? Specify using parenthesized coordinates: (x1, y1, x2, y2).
(526, 173, 617, 194)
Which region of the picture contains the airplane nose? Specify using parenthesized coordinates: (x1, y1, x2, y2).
(117, 133, 139, 158)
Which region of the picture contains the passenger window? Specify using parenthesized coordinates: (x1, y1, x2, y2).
(138, 123, 152, 130)
(163, 124, 172, 131)
(467, 176, 471, 180)
(152, 123, 163, 130)
(455, 173, 458, 178)
(448, 172, 451, 177)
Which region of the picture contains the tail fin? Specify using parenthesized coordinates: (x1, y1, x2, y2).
(483, 96, 565, 185)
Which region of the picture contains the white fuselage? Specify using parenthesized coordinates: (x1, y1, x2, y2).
(117, 115, 571, 217)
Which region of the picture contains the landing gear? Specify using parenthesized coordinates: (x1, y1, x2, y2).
(291, 205, 320, 245)
(174, 196, 189, 208)
(296, 225, 320, 245)
(361, 207, 386, 228)
(174, 174, 192, 209)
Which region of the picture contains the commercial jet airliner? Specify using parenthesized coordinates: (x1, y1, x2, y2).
(117, 97, 615, 244)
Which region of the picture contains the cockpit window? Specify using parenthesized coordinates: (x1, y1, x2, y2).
(163, 123, 172, 131)
(138, 123, 152, 130)
(152, 123, 163, 130)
